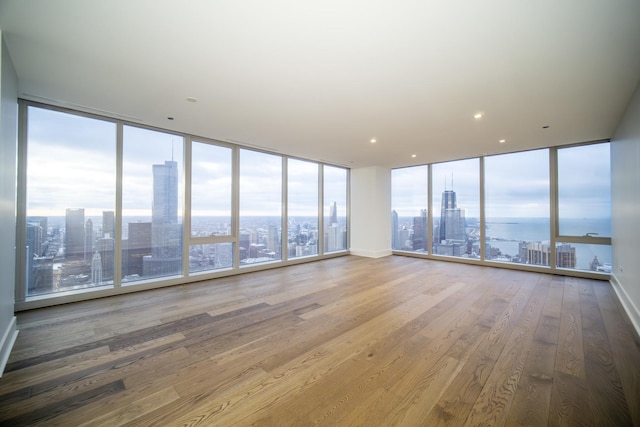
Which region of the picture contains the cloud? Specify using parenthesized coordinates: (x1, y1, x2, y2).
(288, 158, 319, 216)
(485, 149, 549, 218)
(393, 145, 611, 220)
(391, 165, 428, 216)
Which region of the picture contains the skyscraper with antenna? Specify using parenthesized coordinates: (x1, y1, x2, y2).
(143, 159, 182, 277)
(438, 176, 465, 243)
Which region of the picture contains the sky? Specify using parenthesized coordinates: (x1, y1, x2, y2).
(26, 105, 347, 219)
(392, 143, 611, 219)
(26, 105, 609, 222)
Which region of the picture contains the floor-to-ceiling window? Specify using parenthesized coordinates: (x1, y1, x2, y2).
(16, 102, 349, 306)
(556, 143, 611, 272)
(287, 158, 319, 259)
(122, 126, 184, 283)
(24, 106, 116, 296)
(188, 140, 234, 274)
(431, 158, 480, 259)
(323, 165, 348, 253)
(391, 142, 611, 277)
(239, 149, 283, 265)
(485, 149, 550, 266)
(391, 166, 428, 253)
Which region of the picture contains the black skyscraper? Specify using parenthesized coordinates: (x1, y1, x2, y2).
(65, 208, 85, 260)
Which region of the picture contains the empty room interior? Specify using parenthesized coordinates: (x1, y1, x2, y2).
(1, 1, 639, 426)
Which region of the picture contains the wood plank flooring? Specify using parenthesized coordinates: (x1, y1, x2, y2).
(1, 255, 639, 426)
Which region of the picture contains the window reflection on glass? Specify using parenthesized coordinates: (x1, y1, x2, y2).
(288, 159, 319, 259)
(391, 166, 428, 253)
(431, 159, 479, 259)
(25, 106, 116, 296)
(323, 166, 348, 253)
(122, 126, 184, 283)
(239, 149, 282, 265)
(485, 149, 550, 265)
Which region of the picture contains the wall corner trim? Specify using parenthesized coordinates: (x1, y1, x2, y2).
(610, 274, 640, 339)
(0, 316, 18, 377)
(349, 249, 392, 258)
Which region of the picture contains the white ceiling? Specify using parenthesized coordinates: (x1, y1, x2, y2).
(1, 0, 639, 169)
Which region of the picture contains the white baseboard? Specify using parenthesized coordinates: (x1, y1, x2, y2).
(349, 248, 392, 258)
(610, 274, 640, 339)
(0, 316, 18, 377)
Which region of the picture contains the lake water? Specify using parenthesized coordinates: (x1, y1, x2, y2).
(485, 217, 611, 271)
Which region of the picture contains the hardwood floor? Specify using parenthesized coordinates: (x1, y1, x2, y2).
(1, 255, 638, 426)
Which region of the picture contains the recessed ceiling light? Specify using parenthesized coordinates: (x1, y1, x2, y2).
(499, 139, 506, 144)
(370, 138, 377, 144)
(474, 113, 483, 119)
(411, 154, 417, 158)
(186, 97, 198, 103)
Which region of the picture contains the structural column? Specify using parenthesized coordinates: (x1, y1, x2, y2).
(349, 166, 392, 258)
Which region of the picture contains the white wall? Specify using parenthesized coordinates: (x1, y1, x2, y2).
(350, 166, 392, 258)
(0, 32, 19, 376)
(611, 82, 640, 335)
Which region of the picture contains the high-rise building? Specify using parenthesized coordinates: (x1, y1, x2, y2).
(152, 161, 179, 224)
(434, 185, 467, 256)
(439, 189, 465, 243)
(123, 221, 152, 278)
(102, 211, 114, 238)
(143, 160, 183, 277)
(85, 218, 94, 262)
(325, 224, 346, 252)
(556, 244, 576, 269)
(392, 210, 399, 250)
(525, 242, 550, 265)
(239, 232, 250, 261)
(330, 201, 338, 225)
(96, 237, 114, 280)
(267, 224, 280, 258)
(65, 208, 85, 260)
(521, 242, 576, 268)
(91, 251, 103, 284)
(26, 222, 45, 293)
(27, 216, 48, 250)
(412, 209, 427, 251)
(398, 227, 410, 250)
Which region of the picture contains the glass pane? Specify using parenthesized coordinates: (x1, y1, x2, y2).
(485, 149, 550, 264)
(288, 159, 319, 259)
(558, 143, 611, 237)
(555, 242, 611, 273)
(391, 166, 428, 252)
(190, 142, 232, 237)
(122, 126, 184, 282)
(189, 243, 234, 273)
(324, 165, 348, 253)
(431, 159, 479, 258)
(25, 107, 116, 296)
(239, 149, 282, 265)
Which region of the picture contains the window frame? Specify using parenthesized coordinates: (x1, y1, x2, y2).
(15, 100, 350, 310)
(391, 142, 612, 280)
(550, 143, 612, 272)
